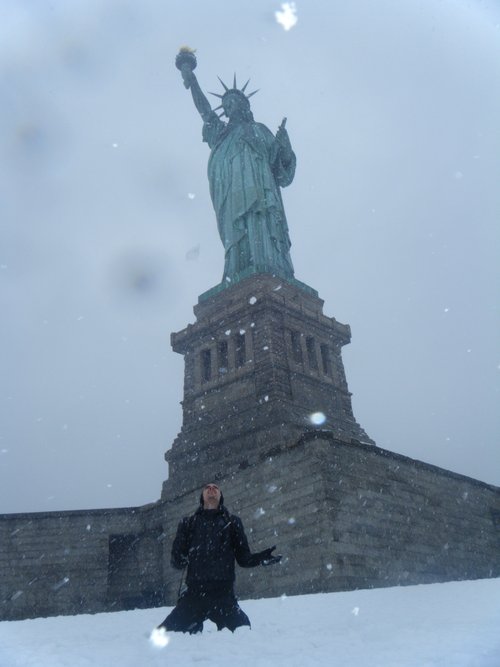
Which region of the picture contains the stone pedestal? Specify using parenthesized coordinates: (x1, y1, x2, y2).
(2, 273, 499, 622)
(162, 274, 373, 500)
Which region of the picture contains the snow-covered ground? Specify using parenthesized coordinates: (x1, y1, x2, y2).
(1, 578, 499, 667)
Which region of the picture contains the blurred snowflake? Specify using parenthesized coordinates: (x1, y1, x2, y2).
(275, 3, 298, 31)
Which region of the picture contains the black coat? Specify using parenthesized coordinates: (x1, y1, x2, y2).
(171, 506, 267, 588)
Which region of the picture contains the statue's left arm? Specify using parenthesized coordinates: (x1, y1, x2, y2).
(271, 119, 296, 187)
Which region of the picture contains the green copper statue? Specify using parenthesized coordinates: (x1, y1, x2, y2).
(176, 48, 296, 285)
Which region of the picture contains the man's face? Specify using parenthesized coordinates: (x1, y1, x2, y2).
(202, 483, 221, 508)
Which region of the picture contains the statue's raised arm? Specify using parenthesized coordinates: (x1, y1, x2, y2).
(175, 49, 296, 286)
(175, 49, 213, 122)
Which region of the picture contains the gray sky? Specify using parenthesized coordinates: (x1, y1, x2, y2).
(1, 0, 499, 514)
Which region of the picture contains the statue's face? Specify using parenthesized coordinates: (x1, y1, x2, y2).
(222, 93, 247, 119)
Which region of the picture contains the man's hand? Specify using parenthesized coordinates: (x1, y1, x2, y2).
(261, 546, 282, 566)
(171, 554, 189, 570)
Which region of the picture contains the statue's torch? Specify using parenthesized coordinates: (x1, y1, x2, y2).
(175, 47, 197, 89)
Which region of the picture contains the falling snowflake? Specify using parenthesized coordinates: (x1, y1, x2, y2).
(275, 2, 298, 31)
(309, 411, 326, 426)
(52, 577, 70, 591)
(150, 626, 170, 648)
(185, 245, 200, 261)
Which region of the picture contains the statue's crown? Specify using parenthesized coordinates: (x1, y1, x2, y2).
(209, 74, 259, 114)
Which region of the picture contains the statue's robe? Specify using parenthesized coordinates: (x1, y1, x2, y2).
(203, 111, 296, 283)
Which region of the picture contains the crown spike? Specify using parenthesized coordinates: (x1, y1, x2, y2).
(247, 89, 259, 99)
(241, 78, 251, 93)
(209, 91, 224, 99)
(217, 76, 229, 91)
(233, 73, 237, 89)
(213, 104, 224, 111)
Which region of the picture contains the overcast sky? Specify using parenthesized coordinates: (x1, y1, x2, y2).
(1, 0, 499, 514)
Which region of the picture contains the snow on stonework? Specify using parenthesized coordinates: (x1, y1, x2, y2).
(1, 579, 499, 667)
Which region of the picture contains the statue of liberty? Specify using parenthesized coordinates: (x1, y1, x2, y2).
(176, 49, 296, 285)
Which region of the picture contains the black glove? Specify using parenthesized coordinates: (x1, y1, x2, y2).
(171, 554, 188, 570)
(261, 545, 282, 566)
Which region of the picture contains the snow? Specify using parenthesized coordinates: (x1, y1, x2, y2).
(275, 2, 298, 32)
(1, 579, 499, 666)
(309, 411, 326, 426)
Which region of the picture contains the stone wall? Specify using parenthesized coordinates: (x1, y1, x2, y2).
(2, 435, 499, 621)
(0, 503, 170, 621)
(162, 434, 500, 603)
